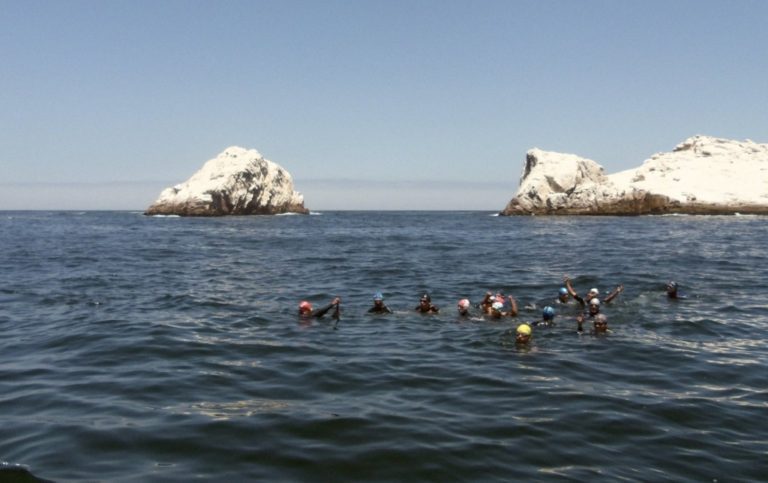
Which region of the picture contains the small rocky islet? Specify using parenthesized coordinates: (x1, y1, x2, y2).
(144, 146, 308, 216)
(499, 135, 768, 216)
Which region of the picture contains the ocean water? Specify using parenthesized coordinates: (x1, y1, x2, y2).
(1, 211, 767, 482)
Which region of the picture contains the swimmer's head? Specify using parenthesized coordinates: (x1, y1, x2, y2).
(373, 292, 384, 302)
(588, 287, 600, 297)
(516, 323, 532, 343)
(593, 313, 608, 332)
(420, 293, 431, 304)
(666, 281, 678, 292)
(491, 301, 504, 313)
(588, 298, 600, 314)
(457, 299, 470, 310)
(299, 300, 313, 315)
(542, 306, 555, 321)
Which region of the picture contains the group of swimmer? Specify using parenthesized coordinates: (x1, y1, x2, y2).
(298, 276, 685, 344)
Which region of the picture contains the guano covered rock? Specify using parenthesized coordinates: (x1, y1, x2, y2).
(145, 147, 309, 216)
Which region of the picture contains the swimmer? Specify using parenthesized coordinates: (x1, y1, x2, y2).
(368, 292, 393, 314)
(592, 313, 609, 333)
(586, 297, 601, 316)
(564, 275, 624, 306)
(415, 293, 439, 314)
(515, 323, 532, 344)
(574, 298, 600, 330)
(577, 308, 609, 334)
(533, 306, 556, 327)
(479, 291, 495, 314)
(489, 295, 518, 319)
(457, 298, 471, 317)
(299, 297, 341, 319)
(557, 287, 570, 304)
(666, 281, 687, 299)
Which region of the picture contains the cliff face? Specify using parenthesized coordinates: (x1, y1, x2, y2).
(500, 136, 768, 215)
(145, 147, 309, 216)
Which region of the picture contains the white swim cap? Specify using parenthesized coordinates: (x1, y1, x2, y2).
(594, 313, 607, 323)
(589, 298, 600, 306)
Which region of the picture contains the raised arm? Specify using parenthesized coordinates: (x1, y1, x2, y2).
(564, 275, 585, 305)
(564, 275, 578, 297)
(507, 295, 518, 317)
(313, 297, 341, 318)
(478, 292, 493, 313)
(604, 284, 624, 303)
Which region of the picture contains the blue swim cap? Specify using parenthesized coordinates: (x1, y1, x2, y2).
(373, 292, 383, 301)
(543, 306, 555, 320)
(559, 287, 568, 295)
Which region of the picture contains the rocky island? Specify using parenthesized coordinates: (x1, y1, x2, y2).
(500, 135, 768, 215)
(145, 147, 309, 216)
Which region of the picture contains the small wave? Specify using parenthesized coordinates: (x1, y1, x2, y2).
(309, 211, 323, 215)
(151, 214, 181, 218)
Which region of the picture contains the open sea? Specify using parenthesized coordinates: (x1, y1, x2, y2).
(1, 210, 767, 482)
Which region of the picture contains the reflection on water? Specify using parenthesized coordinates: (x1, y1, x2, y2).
(166, 399, 291, 420)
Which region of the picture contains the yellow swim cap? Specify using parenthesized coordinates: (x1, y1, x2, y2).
(516, 323, 532, 336)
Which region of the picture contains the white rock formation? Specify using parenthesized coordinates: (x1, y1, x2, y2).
(501, 136, 768, 215)
(145, 147, 308, 216)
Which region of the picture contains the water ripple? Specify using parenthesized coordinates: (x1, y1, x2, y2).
(1, 211, 767, 481)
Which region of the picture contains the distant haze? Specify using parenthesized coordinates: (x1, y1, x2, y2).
(0, 179, 513, 212)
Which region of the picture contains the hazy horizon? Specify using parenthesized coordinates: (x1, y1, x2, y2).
(0, 178, 515, 211)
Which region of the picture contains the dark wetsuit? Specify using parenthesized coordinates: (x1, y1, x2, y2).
(305, 302, 339, 319)
(415, 304, 439, 314)
(368, 304, 393, 314)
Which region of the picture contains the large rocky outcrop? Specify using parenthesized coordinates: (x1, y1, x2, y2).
(145, 147, 309, 216)
(500, 136, 768, 215)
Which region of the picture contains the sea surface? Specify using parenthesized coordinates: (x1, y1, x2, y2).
(1, 211, 767, 482)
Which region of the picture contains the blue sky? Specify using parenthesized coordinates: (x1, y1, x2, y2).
(1, 0, 766, 210)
